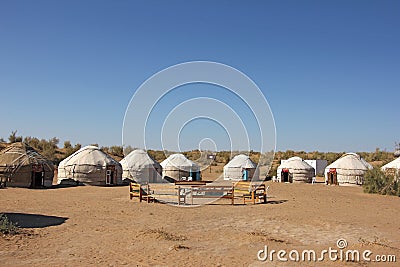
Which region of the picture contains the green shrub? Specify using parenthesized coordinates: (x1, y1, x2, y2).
(363, 168, 399, 196)
(0, 214, 19, 235)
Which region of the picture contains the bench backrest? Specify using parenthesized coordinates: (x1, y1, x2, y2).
(130, 182, 151, 196)
(234, 182, 266, 193)
(191, 185, 233, 192)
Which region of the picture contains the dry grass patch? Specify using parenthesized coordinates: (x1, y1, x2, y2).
(143, 228, 187, 241)
(248, 230, 289, 244)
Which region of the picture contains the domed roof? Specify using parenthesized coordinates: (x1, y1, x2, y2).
(59, 145, 120, 167)
(120, 149, 161, 169)
(381, 157, 400, 170)
(160, 153, 199, 171)
(224, 154, 256, 169)
(0, 142, 54, 168)
(279, 157, 314, 170)
(326, 153, 372, 171)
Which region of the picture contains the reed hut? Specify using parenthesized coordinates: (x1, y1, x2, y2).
(0, 142, 54, 188)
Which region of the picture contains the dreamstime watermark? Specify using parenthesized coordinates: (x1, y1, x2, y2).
(257, 238, 396, 263)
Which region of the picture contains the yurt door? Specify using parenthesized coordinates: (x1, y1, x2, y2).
(32, 164, 44, 188)
(328, 169, 337, 185)
(243, 169, 249, 181)
(106, 166, 115, 185)
(282, 169, 289, 182)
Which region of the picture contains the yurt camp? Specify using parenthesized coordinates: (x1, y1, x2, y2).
(0, 142, 54, 188)
(381, 157, 400, 178)
(324, 153, 373, 186)
(223, 154, 258, 181)
(57, 146, 122, 186)
(120, 149, 162, 183)
(277, 157, 315, 183)
(160, 153, 200, 181)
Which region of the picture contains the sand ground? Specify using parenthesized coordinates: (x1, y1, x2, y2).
(1, 182, 399, 266)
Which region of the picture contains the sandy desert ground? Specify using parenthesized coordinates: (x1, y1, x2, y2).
(1, 181, 399, 267)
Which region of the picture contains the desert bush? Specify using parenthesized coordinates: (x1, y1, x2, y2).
(62, 142, 81, 158)
(109, 146, 123, 157)
(123, 145, 135, 155)
(147, 150, 167, 162)
(63, 141, 72, 149)
(8, 130, 23, 143)
(0, 214, 19, 235)
(363, 168, 399, 196)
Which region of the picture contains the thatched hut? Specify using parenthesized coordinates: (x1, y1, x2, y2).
(0, 142, 54, 188)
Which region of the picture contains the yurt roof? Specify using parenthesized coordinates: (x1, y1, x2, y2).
(120, 149, 160, 168)
(160, 153, 198, 169)
(0, 142, 54, 167)
(326, 153, 372, 171)
(279, 157, 314, 170)
(59, 145, 120, 167)
(381, 157, 400, 170)
(224, 154, 257, 169)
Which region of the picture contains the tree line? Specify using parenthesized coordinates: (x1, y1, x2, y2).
(0, 131, 397, 168)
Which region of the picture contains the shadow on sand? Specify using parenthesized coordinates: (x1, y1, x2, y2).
(3, 212, 68, 228)
(267, 199, 288, 204)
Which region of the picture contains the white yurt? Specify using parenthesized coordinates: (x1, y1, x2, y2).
(324, 153, 373, 186)
(381, 157, 400, 178)
(120, 149, 162, 183)
(160, 154, 200, 181)
(277, 157, 315, 183)
(57, 146, 122, 186)
(223, 154, 258, 181)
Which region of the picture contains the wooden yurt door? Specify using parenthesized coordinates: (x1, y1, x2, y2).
(281, 169, 289, 182)
(106, 165, 116, 185)
(328, 169, 337, 185)
(31, 164, 44, 188)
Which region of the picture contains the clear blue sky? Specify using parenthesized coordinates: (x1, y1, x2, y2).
(0, 0, 399, 152)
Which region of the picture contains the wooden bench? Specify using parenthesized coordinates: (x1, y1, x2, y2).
(175, 181, 212, 205)
(188, 185, 235, 205)
(175, 181, 208, 186)
(234, 182, 268, 204)
(129, 182, 155, 203)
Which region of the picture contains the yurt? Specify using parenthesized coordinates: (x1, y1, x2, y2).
(381, 157, 400, 178)
(160, 153, 200, 181)
(223, 154, 258, 181)
(0, 142, 54, 188)
(57, 146, 122, 186)
(324, 153, 373, 186)
(120, 149, 162, 183)
(277, 157, 315, 183)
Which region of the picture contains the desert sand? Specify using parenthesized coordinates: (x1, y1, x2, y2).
(1, 181, 399, 266)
